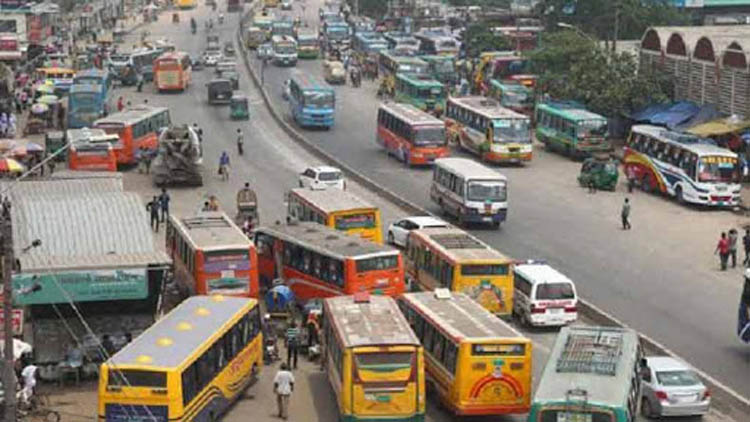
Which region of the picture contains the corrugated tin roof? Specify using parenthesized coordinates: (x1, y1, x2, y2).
(11, 180, 169, 272)
(2, 177, 123, 199)
(410, 227, 511, 262)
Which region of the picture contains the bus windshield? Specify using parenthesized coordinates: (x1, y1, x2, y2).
(354, 351, 413, 382)
(156, 59, 180, 70)
(417, 86, 443, 99)
(494, 119, 530, 143)
(467, 180, 507, 202)
(275, 44, 296, 54)
(413, 126, 445, 147)
(578, 119, 608, 138)
(298, 38, 318, 47)
(335, 212, 376, 230)
(303, 91, 334, 108)
(697, 157, 737, 183)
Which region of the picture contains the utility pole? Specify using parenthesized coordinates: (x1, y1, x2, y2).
(2, 210, 15, 422)
(613, 1, 619, 53)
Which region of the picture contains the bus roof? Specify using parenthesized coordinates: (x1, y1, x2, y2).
(433, 157, 507, 181)
(381, 51, 427, 65)
(291, 73, 331, 92)
(94, 105, 169, 127)
(256, 222, 398, 260)
(324, 294, 420, 349)
(291, 187, 375, 214)
(379, 102, 444, 126)
(631, 124, 738, 158)
(402, 291, 526, 341)
(396, 72, 443, 87)
(170, 212, 251, 251)
(534, 326, 640, 406)
(410, 227, 510, 262)
(155, 51, 188, 61)
(67, 128, 110, 143)
(449, 96, 527, 120)
(107, 295, 255, 369)
(69, 83, 103, 94)
(536, 102, 606, 122)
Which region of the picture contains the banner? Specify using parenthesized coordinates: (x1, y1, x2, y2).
(0, 308, 23, 336)
(12, 268, 149, 305)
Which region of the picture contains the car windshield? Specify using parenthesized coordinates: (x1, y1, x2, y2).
(698, 157, 738, 183)
(275, 44, 296, 54)
(535, 283, 575, 300)
(413, 127, 445, 147)
(318, 171, 341, 181)
(578, 119, 608, 137)
(303, 91, 334, 108)
(493, 119, 530, 143)
(656, 369, 702, 387)
(467, 180, 506, 202)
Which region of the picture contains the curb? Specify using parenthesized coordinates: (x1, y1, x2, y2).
(235, 13, 750, 419)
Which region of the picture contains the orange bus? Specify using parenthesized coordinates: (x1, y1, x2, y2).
(166, 212, 259, 298)
(66, 128, 118, 172)
(154, 51, 192, 92)
(254, 222, 404, 301)
(376, 102, 450, 166)
(94, 105, 171, 165)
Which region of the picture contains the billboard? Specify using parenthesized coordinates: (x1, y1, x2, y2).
(12, 268, 149, 305)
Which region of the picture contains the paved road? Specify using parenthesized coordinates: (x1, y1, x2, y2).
(249, 0, 750, 401)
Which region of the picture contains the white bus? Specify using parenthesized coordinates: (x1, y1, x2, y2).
(624, 124, 741, 207)
(430, 157, 507, 228)
(271, 35, 298, 66)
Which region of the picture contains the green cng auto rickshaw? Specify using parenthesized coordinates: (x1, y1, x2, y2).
(230, 94, 249, 120)
(45, 131, 66, 161)
(578, 155, 619, 191)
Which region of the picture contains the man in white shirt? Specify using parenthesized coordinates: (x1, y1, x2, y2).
(273, 363, 295, 420)
(19, 363, 38, 406)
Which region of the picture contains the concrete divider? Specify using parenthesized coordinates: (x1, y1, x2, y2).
(235, 12, 750, 418)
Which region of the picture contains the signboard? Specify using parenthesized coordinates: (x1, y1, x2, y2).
(12, 268, 149, 305)
(0, 308, 23, 336)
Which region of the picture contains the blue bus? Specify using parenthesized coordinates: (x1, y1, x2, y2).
(288, 74, 335, 129)
(352, 31, 388, 54)
(73, 68, 113, 98)
(68, 84, 107, 129)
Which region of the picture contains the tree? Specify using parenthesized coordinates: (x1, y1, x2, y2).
(527, 31, 671, 117)
(463, 24, 512, 59)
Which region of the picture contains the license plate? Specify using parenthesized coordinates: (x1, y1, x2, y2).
(548, 308, 563, 314)
(482, 217, 492, 222)
(675, 394, 698, 403)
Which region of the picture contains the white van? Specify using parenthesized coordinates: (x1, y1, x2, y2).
(512, 261, 578, 327)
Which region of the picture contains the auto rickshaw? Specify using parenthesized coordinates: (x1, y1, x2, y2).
(577, 154, 619, 191)
(230, 94, 250, 120)
(235, 185, 258, 226)
(45, 131, 66, 161)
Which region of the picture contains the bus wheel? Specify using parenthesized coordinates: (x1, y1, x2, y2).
(676, 186, 685, 204)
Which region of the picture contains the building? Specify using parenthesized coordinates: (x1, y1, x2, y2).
(7, 176, 170, 377)
(0, 2, 60, 52)
(640, 26, 750, 118)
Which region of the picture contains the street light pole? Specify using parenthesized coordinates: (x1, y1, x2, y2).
(2, 211, 15, 422)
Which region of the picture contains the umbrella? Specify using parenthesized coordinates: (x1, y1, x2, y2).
(0, 338, 32, 360)
(0, 158, 26, 172)
(31, 103, 49, 114)
(11, 142, 44, 157)
(37, 94, 59, 105)
(35, 84, 55, 94)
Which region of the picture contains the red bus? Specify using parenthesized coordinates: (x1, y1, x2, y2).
(166, 212, 259, 298)
(254, 222, 404, 301)
(153, 51, 192, 92)
(376, 102, 449, 166)
(68, 140, 117, 172)
(94, 105, 171, 165)
(0, 35, 21, 61)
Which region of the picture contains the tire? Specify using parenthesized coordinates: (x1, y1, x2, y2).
(45, 411, 61, 422)
(641, 398, 655, 419)
(387, 232, 395, 245)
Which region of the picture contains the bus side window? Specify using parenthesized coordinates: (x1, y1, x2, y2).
(443, 341, 457, 374)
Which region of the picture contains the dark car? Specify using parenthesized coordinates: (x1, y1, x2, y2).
(207, 79, 233, 104)
(191, 56, 204, 71)
(224, 42, 236, 57)
(219, 70, 240, 90)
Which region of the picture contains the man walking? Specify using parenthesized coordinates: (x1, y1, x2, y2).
(716, 232, 730, 271)
(146, 195, 160, 232)
(729, 228, 739, 268)
(621, 198, 631, 230)
(285, 321, 300, 370)
(273, 363, 295, 420)
(159, 188, 170, 223)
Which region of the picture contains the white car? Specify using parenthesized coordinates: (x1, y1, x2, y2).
(387, 216, 448, 247)
(298, 166, 346, 190)
(281, 0, 292, 10)
(640, 356, 711, 419)
(203, 50, 222, 66)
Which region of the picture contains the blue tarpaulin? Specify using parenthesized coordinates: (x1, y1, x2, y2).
(631, 101, 702, 130)
(674, 104, 725, 132)
(265, 285, 295, 313)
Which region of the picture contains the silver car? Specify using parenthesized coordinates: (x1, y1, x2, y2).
(640, 356, 711, 418)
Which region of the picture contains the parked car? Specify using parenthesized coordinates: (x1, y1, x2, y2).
(387, 216, 448, 247)
(640, 356, 711, 419)
(298, 166, 345, 190)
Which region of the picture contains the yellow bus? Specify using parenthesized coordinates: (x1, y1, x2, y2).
(98, 296, 262, 422)
(176, 0, 197, 8)
(322, 294, 426, 422)
(287, 187, 383, 244)
(404, 227, 514, 317)
(399, 290, 532, 416)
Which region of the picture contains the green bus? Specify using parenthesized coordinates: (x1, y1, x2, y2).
(488, 79, 533, 116)
(420, 55, 457, 85)
(535, 102, 611, 159)
(528, 326, 642, 422)
(296, 30, 320, 59)
(379, 51, 428, 75)
(394, 73, 446, 115)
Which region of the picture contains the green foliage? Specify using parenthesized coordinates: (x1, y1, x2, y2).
(537, 0, 690, 42)
(463, 24, 512, 59)
(527, 31, 671, 116)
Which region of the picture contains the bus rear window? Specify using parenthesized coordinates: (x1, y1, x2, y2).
(539, 409, 613, 422)
(472, 343, 525, 356)
(108, 369, 167, 387)
(356, 255, 399, 272)
(334, 212, 376, 230)
(461, 264, 508, 276)
(204, 249, 250, 273)
(354, 351, 413, 382)
(535, 283, 575, 300)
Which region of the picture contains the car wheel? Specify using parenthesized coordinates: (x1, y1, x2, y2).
(387, 232, 395, 245)
(641, 398, 655, 419)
